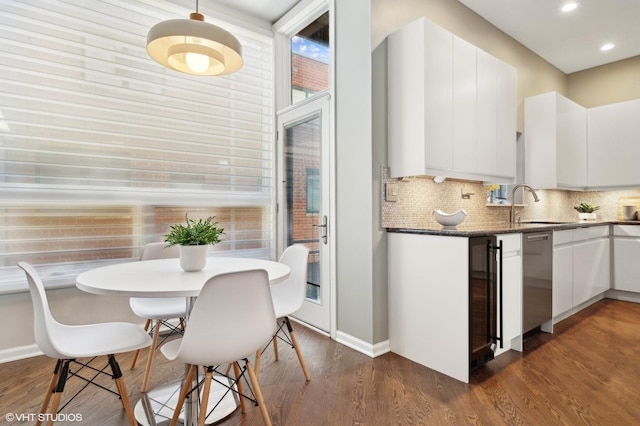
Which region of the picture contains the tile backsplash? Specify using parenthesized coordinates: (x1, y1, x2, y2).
(381, 167, 640, 229)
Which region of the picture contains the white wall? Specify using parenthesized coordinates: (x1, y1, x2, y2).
(334, 0, 376, 343)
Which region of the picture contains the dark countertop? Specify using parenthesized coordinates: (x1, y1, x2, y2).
(387, 220, 640, 237)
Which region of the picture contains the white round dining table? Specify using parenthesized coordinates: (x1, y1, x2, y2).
(75, 256, 290, 426)
(76, 257, 290, 298)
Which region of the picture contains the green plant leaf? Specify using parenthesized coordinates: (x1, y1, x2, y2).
(164, 213, 225, 246)
(573, 203, 600, 213)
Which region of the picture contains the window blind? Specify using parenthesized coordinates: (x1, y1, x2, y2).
(0, 0, 275, 293)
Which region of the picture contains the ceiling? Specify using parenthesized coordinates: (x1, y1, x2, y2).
(212, 0, 640, 74)
(458, 0, 640, 74)
(211, 0, 300, 23)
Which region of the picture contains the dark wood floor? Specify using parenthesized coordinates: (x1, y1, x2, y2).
(1, 298, 639, 425)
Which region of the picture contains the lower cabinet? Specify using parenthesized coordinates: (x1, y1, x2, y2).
(388, 232, 522, 383)
(497, 233, 522, 352)
(552, 226, 610, 317)
(388, 232, 469, 382)
(612, 225, 640, 293)
(552, 242, 573, 316)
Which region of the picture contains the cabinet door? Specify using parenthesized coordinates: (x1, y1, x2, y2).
(387, 18, 453, 177)
(613, 238, 640, 292)
(500, 255, 522, 342)
(452, 36, 477, 173)
(553, 245, 573, 316)
(573, 238, 610, 305)
(498, 234, 522, 344)
(423, 20, 454, 171)
(476, 49, 497, 175)
(556, 95, 587, 188)
(525, 92, 558, 189)
(495, 60, 516, 179)
(588, 100, 640, 187)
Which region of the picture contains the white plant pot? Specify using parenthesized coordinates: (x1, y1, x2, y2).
(179, 245, 209, 272)
(578, 212, 597, 221)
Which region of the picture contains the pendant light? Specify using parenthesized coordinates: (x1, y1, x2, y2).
(146, 0, 243, 76)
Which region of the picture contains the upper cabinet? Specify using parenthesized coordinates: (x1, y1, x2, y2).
(387, 18, 516, 182)
(525, 93, 640, 191)
(524, 92, 587, 190)
(587, 99, 640, 189)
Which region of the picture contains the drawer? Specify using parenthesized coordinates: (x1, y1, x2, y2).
(553, 229, 573, 246)
(498, 233, 521, 254)
(613, 225, 640, 237)
(573, 225, 609, 242)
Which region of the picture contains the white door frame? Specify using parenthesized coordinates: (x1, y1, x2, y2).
(276, 92, 334, 335)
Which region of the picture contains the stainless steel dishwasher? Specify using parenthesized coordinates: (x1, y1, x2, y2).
(522, 231, 553, 333)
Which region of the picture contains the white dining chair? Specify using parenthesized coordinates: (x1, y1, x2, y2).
(255, 244, 311, 381)
(160, 269, 275, 426)
(18, 261, 151, 426)
(129, 242, 187, 392)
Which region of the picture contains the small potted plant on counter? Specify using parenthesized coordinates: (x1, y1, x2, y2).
(574, 203, 600, 221)
(165, 214, 225, 272)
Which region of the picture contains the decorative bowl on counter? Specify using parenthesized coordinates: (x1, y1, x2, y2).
(433, 209, 467, 228)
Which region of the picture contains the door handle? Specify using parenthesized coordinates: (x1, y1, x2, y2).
(313, 215, 328, 244)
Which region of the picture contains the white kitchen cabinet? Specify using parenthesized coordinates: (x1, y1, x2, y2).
(552, 243, 574, 316)
(388, 232, 469, 382)
(387, 17, 516, 182)
(388, 231, 523, 383)
(612, 225, 640, 293)
(573, 236, 610, 305)
(497, 233, 522, 352)
(552, 226, 610, 317)
(452, 36, 477, 173)
(588, 99, 640, 188)
(388, 17, 453, 177)
(524, 92, 587, 190)
(495, 58, 517, 179)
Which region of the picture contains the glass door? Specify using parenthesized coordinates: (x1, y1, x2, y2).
(277, 93, 331, 332)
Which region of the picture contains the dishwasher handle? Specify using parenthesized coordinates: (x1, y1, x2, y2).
(527, 234, 550, 242)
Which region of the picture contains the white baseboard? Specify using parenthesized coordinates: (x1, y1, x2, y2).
(335, 330, 390, 358)
(606, 289, 640, 303)
(0, 344, 42, 364)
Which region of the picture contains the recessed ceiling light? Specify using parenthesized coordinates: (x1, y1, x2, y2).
(561, 2, 579, 12)
(601, 43, 615, 51)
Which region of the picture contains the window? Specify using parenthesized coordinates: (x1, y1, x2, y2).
(291, 11, 330, 103)
(305, 168, 320, 214)
(0, 1, 274, 293)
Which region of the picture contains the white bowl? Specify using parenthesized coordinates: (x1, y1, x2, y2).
(433, 209, 467, 228)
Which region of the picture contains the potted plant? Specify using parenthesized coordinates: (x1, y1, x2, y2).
(165, 214, 225, 272)
(574, 203, 600, 221)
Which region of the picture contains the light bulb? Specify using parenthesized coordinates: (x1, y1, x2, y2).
(185, 52, 210, 73)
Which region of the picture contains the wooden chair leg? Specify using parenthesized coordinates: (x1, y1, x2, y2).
(46, 360, 70, 426)
(141, 320, 161, 392)
(131, 319, 151, 369)
(246, 360, 272, 426)
(37, 359, 62, 425)
(170, 365, 197, 426)
(286, 318, 310, 381)
(179, 317, 186, 331)
(254, 349, 262, 378)
(108, 354, 136, 426)
(199, 367, 213, 426)
(233, 362, 247, 413)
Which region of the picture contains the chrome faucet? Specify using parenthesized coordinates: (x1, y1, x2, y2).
(510, 184, 540, 224)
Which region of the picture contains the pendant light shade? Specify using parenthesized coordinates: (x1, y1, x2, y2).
(147, 12, 243, 76)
